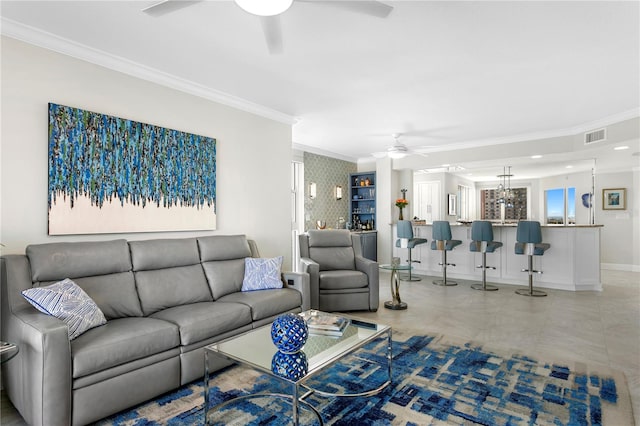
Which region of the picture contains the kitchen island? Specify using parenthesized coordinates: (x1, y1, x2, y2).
(392, 223, 602, 291)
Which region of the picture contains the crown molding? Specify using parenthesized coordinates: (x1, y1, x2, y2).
(1, 18, 297, 126)
(292, 143, 358, 163)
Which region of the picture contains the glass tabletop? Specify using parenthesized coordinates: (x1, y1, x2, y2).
(379, 263, 412, 271)
(206, 311, 390, 383)
(0, 341, 19, 364)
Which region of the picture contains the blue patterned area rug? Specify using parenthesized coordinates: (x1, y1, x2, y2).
(96, 333, 632, 425)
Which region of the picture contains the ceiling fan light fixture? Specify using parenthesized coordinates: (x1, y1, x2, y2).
(388, 150, 407, 159)
(234, 0, 293, 16)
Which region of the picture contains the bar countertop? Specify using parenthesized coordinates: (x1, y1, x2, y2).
(410, 221, 603, 228)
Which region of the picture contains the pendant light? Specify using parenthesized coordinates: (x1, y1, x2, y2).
(496, 166, 514, 206)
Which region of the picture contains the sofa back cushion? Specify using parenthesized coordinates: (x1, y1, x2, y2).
(198, 235, 252, 299)
(26, 240, 143, 319)
(130, 238, 212, 315)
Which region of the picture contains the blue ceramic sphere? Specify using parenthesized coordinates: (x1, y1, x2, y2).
(270, 313, 308, 354)
(271, 350, 308, 381)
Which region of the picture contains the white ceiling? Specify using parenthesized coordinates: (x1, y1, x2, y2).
(1, 0, 639, 179)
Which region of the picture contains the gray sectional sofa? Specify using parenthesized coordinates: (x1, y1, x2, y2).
(0, 235, 309, 426)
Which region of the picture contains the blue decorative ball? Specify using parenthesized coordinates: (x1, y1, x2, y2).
(271, 350, 308, 380)
(270, 313, 308, 354)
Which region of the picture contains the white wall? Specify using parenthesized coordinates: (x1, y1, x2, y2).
(596, 170, 639, 270)
(0, 37, 294, 268)
(539, 170, 593, 225)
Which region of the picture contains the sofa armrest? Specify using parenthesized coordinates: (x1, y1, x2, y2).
(4, 308, 72, 426)
(1, 255, 72, 426)
(282, 271, 310, 311)
(355, 256, 380, 311)
(298, 257, 320, 310)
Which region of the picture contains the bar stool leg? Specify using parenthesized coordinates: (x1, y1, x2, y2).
(400, 248, 421, 282)
(515, 255, 547, 297)
(471, 252, 498, 291)
(433, 250, 457, 286)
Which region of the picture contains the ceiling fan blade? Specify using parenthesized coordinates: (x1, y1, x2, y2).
(142, 0, 202, 17)
(299, 1, 393, 18)
(260, 16, 284, 54)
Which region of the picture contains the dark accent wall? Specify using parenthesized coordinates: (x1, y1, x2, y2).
(303, 152, 356, 231)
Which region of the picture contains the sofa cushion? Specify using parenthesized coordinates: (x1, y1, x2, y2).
(241, 256, 284, 292)
(150, 301, 252, 346)
(217, 288, 303, 321)
(197, 235, 252, 261)
(135, 265, 212, 316)
(22, 278, 107, 340)
(26, 239, 132, 282)
(71, 317, 180, 378)
(202, 259, 246, 300)
(130, 238, 212, 315)
(26, 239, 142, 319)
(129, 238, 200, 270)
(318, 270, 368, 290)
(40, 272, 142, 320)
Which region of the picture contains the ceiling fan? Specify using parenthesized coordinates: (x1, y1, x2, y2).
(372, 133, 432, 159)
(142, 0, 394, 54)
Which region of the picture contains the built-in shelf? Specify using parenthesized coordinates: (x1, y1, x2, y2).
(350, 172, 376, 230)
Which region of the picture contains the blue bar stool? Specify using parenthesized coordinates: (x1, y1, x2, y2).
(431, 221, 462, 286)
(395, 220, 428, 281)
(514, 221, 551, 297)
(469, 221, 502, 291)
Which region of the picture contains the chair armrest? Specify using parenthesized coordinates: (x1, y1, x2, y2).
(298, 257, 320, 310)
(355, 256, 379, 311)
(282, 271, 310, 311)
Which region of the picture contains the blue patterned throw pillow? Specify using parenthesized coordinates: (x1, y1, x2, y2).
(241, 256, 284, 292)
(22, 278, 107, 340)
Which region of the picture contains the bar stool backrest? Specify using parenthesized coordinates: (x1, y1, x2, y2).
(397, 220, 414, 239)
(471, 221, 494, 242)
(432, 221, 452, 241)
(516, 221, 542, 244)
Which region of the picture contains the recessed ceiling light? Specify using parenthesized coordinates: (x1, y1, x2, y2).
(566, 165, 573, 169)
(614, 146, 629, 151)
(531, 155, 542, 159)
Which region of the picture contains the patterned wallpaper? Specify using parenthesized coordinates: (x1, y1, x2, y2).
(303, 152, 356, 231)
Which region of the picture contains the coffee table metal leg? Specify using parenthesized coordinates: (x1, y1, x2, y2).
(292, 383, 299, 425)
(204, 351, 211, 425)
(386, 328, 393, 383)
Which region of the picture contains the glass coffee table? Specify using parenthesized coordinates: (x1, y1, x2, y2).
(204, 311, 391, 425)
(0, 341, 19, 364)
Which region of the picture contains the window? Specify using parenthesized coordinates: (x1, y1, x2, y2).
(545, 187, 575, 225)
(457, 184, 471, 221)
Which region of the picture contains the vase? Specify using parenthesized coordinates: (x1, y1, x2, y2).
(398, 208, 404, 221)
(270, 313, 308, 354)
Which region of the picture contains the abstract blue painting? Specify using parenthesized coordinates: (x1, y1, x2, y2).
(48, 103, 216, 234)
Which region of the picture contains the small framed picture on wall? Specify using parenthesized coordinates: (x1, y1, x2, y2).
(602, 188, 626, 210)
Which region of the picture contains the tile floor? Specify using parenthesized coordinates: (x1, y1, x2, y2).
(1, 269, 638, 425)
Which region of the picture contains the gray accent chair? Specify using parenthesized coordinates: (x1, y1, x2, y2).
(1, 235, 309, 426)
(299, 229, 379, 312)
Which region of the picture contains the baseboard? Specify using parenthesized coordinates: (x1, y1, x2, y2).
(601, 263, 640, 272)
